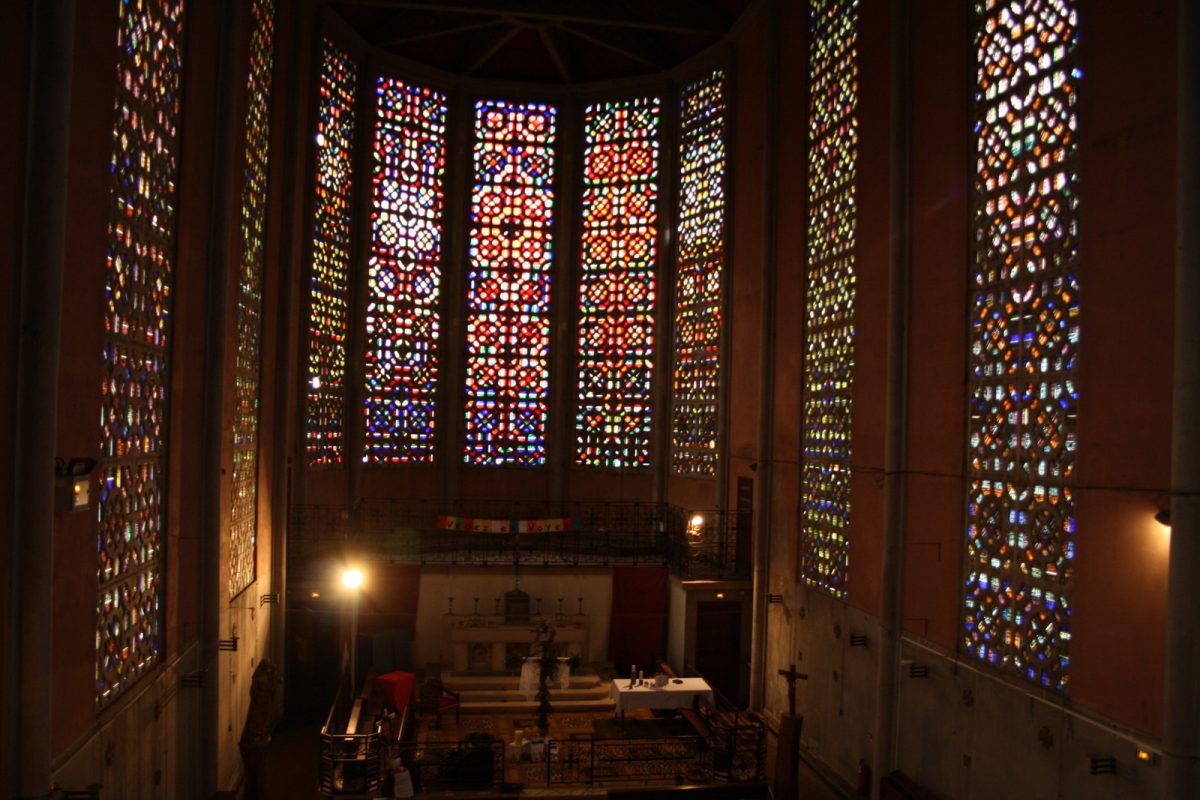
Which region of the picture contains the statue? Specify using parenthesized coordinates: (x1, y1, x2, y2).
(240, 658, 280, 799)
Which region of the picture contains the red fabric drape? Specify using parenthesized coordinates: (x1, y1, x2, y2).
(608, 566, 669, 669)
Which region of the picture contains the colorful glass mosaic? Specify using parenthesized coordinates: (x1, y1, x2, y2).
(464, 100, 557, 466)
(574, 97, 661, 469)
(96, 0, 186, 706)
(963, 0, 1080, 690)
(800, 0, 859, 598)
(229, 0, 275, 598)
(364, 78, 448, 463)
(305, 39, 357, 466)
(669, 71, 726, 476)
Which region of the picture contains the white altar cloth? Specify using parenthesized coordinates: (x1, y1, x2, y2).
(608, 677, 714, 714)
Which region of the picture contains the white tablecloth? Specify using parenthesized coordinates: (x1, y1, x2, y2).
(609, 677, 715, 713)
(519, 658, 571, 699)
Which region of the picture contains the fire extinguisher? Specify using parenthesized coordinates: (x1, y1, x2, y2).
(856, 759, 871, 796)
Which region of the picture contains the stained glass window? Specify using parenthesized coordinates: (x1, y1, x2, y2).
(574, 97, 661, 469)
(96, 0, 186, 706)
(963, 0, 1080, 690)
(230, 0, 275, 598)
(670, 71, 726, 476)
(464, 100, 557, 466)
(363, 79, 448, 463)
(800, 0, 858, 599)
(305, 39, 357, 466)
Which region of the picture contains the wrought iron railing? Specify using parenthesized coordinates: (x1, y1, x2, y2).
(396, 735, 505, 792)
(288, 499, 749, 580)
(545, 735, 713, 786)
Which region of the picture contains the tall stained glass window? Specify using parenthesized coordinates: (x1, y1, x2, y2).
(229, 0, 275, 598)
(96, 0, 186, 706)
(575, 97, 661, 469)
(670, 71, 726, 476)
(364, 79, 448, 463)
(963, 0, 1080, 690)
(464, 100, 557, 466)
(800, 0, 859, 598)
(305, 39, 357, 466)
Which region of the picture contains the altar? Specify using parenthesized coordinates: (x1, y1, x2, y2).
(448, 617, 588, 672)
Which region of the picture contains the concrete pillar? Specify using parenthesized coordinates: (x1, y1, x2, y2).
(200, 1, 242, 794)
(651, 79, 679, 508)
(871, 1, 911, 793)
(548, 96, 580, 505)
(1163, 0, 1200, 796)
(439, 87, 472, 504)
(749, 0, 781, 710)
(8, 1, 74, 796)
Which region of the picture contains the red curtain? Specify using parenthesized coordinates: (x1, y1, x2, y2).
(608, 566, 669, 669)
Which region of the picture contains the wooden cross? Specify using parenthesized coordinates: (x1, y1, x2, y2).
(778, 663, 808, 718)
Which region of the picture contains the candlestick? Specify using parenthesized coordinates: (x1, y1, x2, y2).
(557, 597, 564, 615)
(448, 597, 455, 614)
(494, 597, 501, 615)
(473, 597, 480, 615)
(577, 597, 584, 615)
(535, 597, 542, 615)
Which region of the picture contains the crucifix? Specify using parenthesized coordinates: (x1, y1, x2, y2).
(778, 663, 808, 718)
(775, 662, 809, 800)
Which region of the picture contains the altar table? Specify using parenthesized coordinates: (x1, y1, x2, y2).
(608, 677, 714, 717)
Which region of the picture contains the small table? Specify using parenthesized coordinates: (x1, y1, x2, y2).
(609, 677, 715, 719)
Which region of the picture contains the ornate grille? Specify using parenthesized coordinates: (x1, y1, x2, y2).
(575, 97, 661, 469)
(363, 78, 448, 463)
(305, 39, 357, 466)
(800, 0, 859, 598)
(463, 100, 557, 466)
(230, 0, 276, 599)
(96, 0, 186, 705)
(670, 70, 727, 476)
(963, 0, 1080, 690)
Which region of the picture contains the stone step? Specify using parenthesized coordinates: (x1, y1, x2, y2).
(446, 672, 603, 693)
(460, 697, 616, 714)
(453, 686, 612, 703)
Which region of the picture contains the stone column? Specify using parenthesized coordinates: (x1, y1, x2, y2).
(9, 1, 75, 796)
(1163, 0, 1200, 796)
(871, 1, 912, 795)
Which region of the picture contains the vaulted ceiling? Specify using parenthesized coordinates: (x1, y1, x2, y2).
(329, 0, 753, 83)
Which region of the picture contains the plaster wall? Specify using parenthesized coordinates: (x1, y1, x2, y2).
(414, 568, 613, 667)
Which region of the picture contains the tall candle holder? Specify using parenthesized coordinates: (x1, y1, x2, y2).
(494, 597, 501, 616)
(535, 597, 542, 615)
(448, 596, 455, 614)
(473, 597, 480, 615)
(577, 597, 584, 615)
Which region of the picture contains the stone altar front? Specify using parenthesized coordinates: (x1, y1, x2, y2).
(447, 616, 588, 672)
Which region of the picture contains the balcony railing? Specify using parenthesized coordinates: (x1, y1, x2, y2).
(288, 499, 750, 580)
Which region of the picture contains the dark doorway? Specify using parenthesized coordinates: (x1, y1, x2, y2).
(695, 600, 743, 705)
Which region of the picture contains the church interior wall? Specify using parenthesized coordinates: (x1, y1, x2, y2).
(725, 9, 768, 506)
(1067, 0, 1176, 737)
(901, 0, 970, 655)
(3, 0, 1190, 796)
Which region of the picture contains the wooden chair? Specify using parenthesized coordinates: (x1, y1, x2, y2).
(414, 678, 460, 729)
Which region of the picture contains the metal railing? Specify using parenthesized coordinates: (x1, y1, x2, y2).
(288, 499, 749, 580)
(545, 735, 713, 787)
(318, 662, 384, 797)
(395, 735, 505, 792)
(683, 664, 767, 783)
